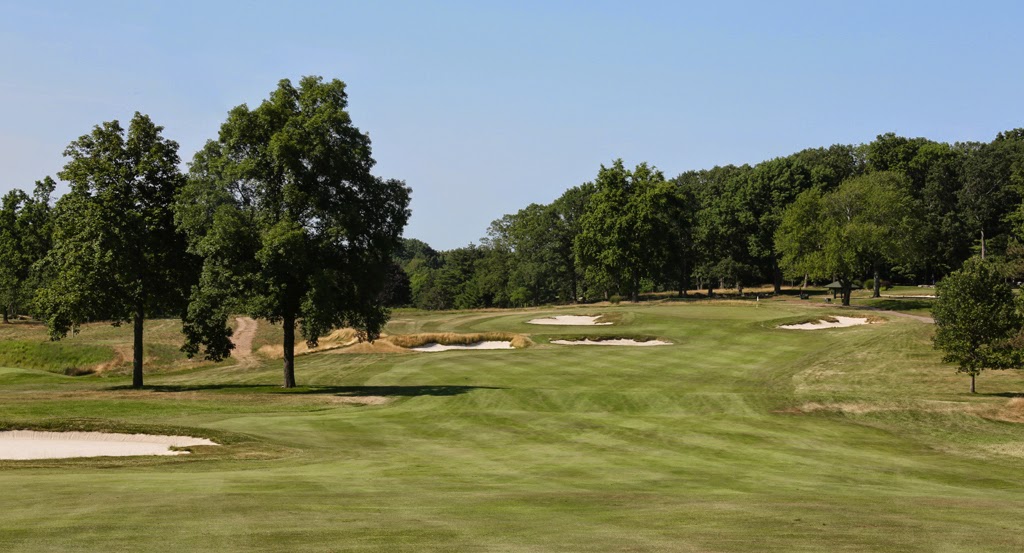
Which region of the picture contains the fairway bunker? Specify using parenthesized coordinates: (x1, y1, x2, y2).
(0, 430, 218, 460)
(779, 316, 869, 330)
(526, 315, 612, 326)
(550, 338, 670, 346)
(410, 341, 514, 352)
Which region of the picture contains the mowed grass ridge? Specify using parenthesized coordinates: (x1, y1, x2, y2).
(2, 301, 1024, 551)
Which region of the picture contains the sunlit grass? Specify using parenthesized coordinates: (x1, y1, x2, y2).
(1, 301, 1023, 552)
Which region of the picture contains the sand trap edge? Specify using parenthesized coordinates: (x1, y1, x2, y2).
(526, 315, 613, 326)
(410, 341, 515, 352)
(550, 338, 671, 347)
(0, 430, 219, 460)
(778, 316, 870, 330)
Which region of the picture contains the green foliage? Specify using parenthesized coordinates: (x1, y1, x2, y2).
(574, 160, 674, 302)
(932, 257, 1024, 391)
(0, 178, 55, 321)
(775, 172, 919, 305)
(33, 114, 190, 387)
(177, 76, 410, 387)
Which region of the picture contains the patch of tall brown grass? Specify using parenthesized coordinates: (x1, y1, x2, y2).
(258, 328, 360, 358)
(387, 332, 532, 349)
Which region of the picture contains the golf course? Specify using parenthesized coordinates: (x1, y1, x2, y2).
(2, 297, 1023, 552)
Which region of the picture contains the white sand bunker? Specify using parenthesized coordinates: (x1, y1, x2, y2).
(527, 315, 612, 326)
(779, 316, 869, 330)
(410, 341, 514, 352)
(0, 431, 218, 460)
(551, 338, 670, 347)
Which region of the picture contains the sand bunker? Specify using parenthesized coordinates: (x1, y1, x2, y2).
(410, 341, 514, 352)
(779, 316, 869, 330)
(527, 315, 612, 326)
(550, 338, 670, 347)
(0, 431, 218, 460)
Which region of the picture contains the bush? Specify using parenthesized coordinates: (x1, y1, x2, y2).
(609, 294, 622, 305)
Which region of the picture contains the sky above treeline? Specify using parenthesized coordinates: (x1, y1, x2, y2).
(2, 1, 1023, 250)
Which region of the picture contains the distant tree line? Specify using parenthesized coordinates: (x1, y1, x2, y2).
(399, 131, 1024, 309)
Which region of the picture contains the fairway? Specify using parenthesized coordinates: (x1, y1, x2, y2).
(2, 300, 1024, 552)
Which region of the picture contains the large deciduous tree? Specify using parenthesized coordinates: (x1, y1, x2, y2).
(34, 114, 191, 388)
(176, 76, 410, 388)
(932, 258, 1024, 393)
(775, 172, 919, 305)
(574, 160, 673, 302)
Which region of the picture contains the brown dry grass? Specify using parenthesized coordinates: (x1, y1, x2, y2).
(982, 397, 1024, 424)
(387, 332, 532, 349)
(328, 340, 410, 354)
(258, 328, 360, 358)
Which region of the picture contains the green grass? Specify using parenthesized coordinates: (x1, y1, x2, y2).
(1, 302, 1024, 551)
(0, 340, 113, 374)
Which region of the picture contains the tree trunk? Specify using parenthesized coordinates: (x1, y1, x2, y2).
(873, 264, 881, 298)
(631, 270, 639, 303)
(981, 229, 986, 260)
(680, 258, 689, 297)
(282, 313, 297, 388)
(570, 271, 578, 303)
(2, 307, 8, 324)
(132, 304, 144, 389)
(970, 373, 976, 394)
(841, 284, 852, 306)
(772, 257, 782, 294)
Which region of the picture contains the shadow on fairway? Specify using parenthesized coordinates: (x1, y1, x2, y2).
(107, 384, 502, 397)
(858, 299, 934, 311)
(981, 391, 1024, 398)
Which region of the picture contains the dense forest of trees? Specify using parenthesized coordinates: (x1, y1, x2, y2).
(399, 131, 1024, 310)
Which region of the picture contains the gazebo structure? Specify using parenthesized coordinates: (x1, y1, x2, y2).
(824, 280, 862, 299)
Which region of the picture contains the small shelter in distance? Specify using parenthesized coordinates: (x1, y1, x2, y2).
(824, 281, 862, 299)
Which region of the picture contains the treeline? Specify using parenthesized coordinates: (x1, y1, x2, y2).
(400, 131, 1024, 310)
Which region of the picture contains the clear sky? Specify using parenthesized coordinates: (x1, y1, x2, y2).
(2, 1, 1023, 250)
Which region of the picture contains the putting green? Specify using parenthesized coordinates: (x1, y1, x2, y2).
(1, 301, 1023, 552)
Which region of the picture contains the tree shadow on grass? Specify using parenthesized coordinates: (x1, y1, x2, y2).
(980, 392, 1024, 398)
(857, 299, 934, 311)
(106, 383, 502, 397)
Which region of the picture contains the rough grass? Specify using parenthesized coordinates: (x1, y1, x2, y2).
(0, 340, 113, 374)
(2, 302, 1024, 551)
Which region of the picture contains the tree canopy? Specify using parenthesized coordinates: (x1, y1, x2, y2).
(176, 76, 411, 388)
(932, 258, 1024, 393)
(34, 114, 191, 388)
(574, 160, 673, 302)
(775, 172, 919, 305)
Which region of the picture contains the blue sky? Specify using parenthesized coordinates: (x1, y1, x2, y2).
(2, 1, 1022, 249)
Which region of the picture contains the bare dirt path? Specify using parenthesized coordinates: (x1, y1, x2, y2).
(232, 317, 258, 365)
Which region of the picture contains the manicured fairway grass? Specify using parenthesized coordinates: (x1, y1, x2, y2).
(1, 300, 1023, 552)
